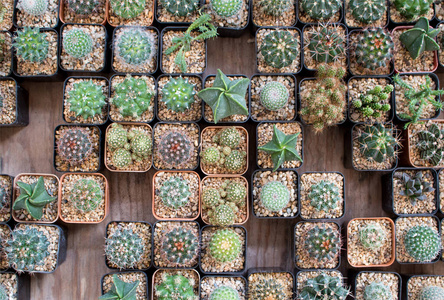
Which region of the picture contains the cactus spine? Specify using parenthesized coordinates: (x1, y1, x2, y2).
(356, 123, 399, 163)
(161, 77, 196, 113)
(308, 180, 340, 212)
(394, 0, 433, 20)
(109, 0, 146, 19)
(160, 0, 199, 16)
(105, 226, 145, 269)
(259, 181, 290, 212)
(355, 28, 394, 70)
(209, 286, 239, 300)
(299, 273, 349, 300)
(404, 225, 441, 262)
(158, 176, 191, 209)
(111, 75, 153, 118)
(307, 25, 345, 64)
(352, 85, 393, 119)
(257, 0, 293, 16)
(419, 286, 444, 300)
(13, 27, 48, 63)
(158, 130, 193, 169)
(301, 0, 341, 20)
(260, 81, 289, 111)
(115, 27, 155, 66)
(304, 225, 340, 261)
(209, 228, 242, 263)
(349, 0, 385, 24)
(68, 0, 100, 15)
(160, 227, 199, 267)
(364, 282, 392, 300)
(155, 273, 198, 300)
(67, 79, 107, 120)
(69, 178, 103, 212)
(63, 28, 93, 59)
(359, 223, 386, 251)
(17, 0, 48, 15)
(210, 0, 242, 17)
(57, 127, 94, 165)
(260, 30, 298, 69)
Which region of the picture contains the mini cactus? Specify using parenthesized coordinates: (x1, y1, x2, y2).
(249, 277, 289, 300)
(160, 0, 199, 16)
(400, 17, 440, 60)
(299, 273, 349, 300)
(359, 223, 386, 251)
(110, 75, 154, 118)
(304, 225, 340, 261)
(107, 123, 128, 150)
(56, 127, 94, 165)
(112, 148, 132, 168)
(129, 130, 152, 159)
(0, 185, 8, 212)
(63, 28, 93, 59)
(109, 0, 146, 19)
(260, 181, 290, 212)
(419, 286, 444, 300)
(68, 0, 100, 15)
(226, 181, 246, 204)
(260, 81, 289, 111)
(160, 227, 199, 267)
(115, 28, 156, 66)
(301, 0, 341, 20)
(214, 127, 241, 148)
(161, 77, 196, 113)
(13, 27, 48, 63)
(355, 28, 394, 71)
(210, 204, 235, 226)
(209, 286, 239, 300)
(394, 171, 435, 205)
(16, 0, 48, 15)
(260, 30, 298, 69)
(224, 150, 246, 172)
(155, 274, 198, 300)
(404, 225, 441, 262)
(256, 0, 293, 16)
(0, 284, 7, 300)
(356, 123, 399, 163)
(105, 226, 145, 269)
(349, 0, 385, 24)
(307, 25, 346, 64)
(394, 0, 433, 20)
(67, 79, 107, 121)
(99, 274, 139, 300)
(364, 282, 392, 300)
(209, 228, 242, 263)
(351, 85, 393, 119)
(69, 178, 103, 212)
(158, 130, 194, 169)
(200, 146, 221, 165)
(210, 0, 242, 17)
(415, 124, 444, 166)
(308, 180, 340, 212)
(202, 187, 221, 208)
(159, 176, 191, 209)
(6, 226, 50, 272)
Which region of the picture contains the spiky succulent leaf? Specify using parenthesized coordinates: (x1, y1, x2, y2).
(99, 274, 139, 300)
(399, 17, 440, 60)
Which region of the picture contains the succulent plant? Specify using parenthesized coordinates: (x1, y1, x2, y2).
(112, 148, 132, 168)
(356, 123, 399, 164)
(419, 286, 444, 300)
(215, 127, 241, 148)
(226, 181, 246, 204)
(68, 0, 100, 15)
(364, 282, 392, 300)
(201, 146, 221, 165)
(161, 77, 196, 113)
(415, 124, 444, 166)
(63, 28, 93, 59)
(352, 85, 393, 119)
(359, 223, 386, 251)
(300, 64, 346, 132)
(67, 79, 107, 121)
(308, 180, 340, 212)
(12, 176, 56, 220)
(307, 25, 346, 64)
(400, 17, 440, 60)
(158, 176, 191, 209)
(57, 127, 93, 165)
(209, 228, 242, 263)
(6, 226, 50, 272)
(13, 27, 48, 62)
(129, 130, 152, 159)
(165, 13, 218, 73)
(304, 225, 340, 261)
(394, 0, 433, 20)
(99, 274, 139, 300)
(160, 227, 199, 267)
(258, 125, 302, 171)
(115, 28, 156, 66)
(0, 185, 8, 212)
(224, 150, 246, 172)
(301, 0, 341, 20)
(210, 0, 242, 17)
(210, 204, 235, 226)
(105, 226, 145, 269)
(260, 180, 290, 212)
(249, 277, 289, 300)
(260, 81, 289, 111)
(69, 178, 103, 212)
(209, 286, 239, 300)
(355, 28, 394, 71)
(109, 0, 146, 19)
(158, 130, 194, 169)
(299, 273, 349, 300)
(160, 0, 199, 16)
(16, 0, 48, 15)
(349, 0, 385, 24)
(155, 274, 198, 300)
(202, 187, 221, 208)
(260, 30, 298, 69)
(256, 0, 293, 16)
(394, 171, 435, 205)
(107, 123, 128, 150)
(404, 225, 441, 262)
(198, 69, 249, 123)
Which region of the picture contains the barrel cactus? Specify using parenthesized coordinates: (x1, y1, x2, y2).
(226, 181, 246, 204)
(69, 178, 103, 212)
(364, 282, 392, 300)
(67, 0, 100, 15)
(129, 130, 152, 160)
(107, 123, 128, 150)
(359, 223, 386, 251)
(109, 0, 146, 19)
(115, 28, 156, 66)
(260, 181, 290, 212)
(349, 0, 385, 24)
(209, 286, 239, 300)
(419, 286, 444, 300)
(160, 0, 199, 16)
(356, 123, 399, 163)
(13, 27, 48, 62)
(299, 273, 349, 300)
(210, 204, 236, 226)
(209, 228, 242, 263)
(158, 176, 191, 209)
(63, 28, 93, 59)
(111, 75, 153, 118)
(105, 226, 145, 269)
(301, 0, 341, 20)
(256, 0, 293, 17)
(16, 0, 48, 15)
(308, 180, 340, 212)
(161, 77, 196, 113)
(260, 81, 289, 111)
(307, 25, 345, 64)
(160, 227, 199, 267)
(404, 225, 441, 262)
(224, 150, 246, 172)
(210, 0, 242, 17)
(112, 148, 132, 168)
(354, 28, 394, 71)
(394, 0, 433, 20)
(56, 127, 93, 165)
(260, 30, 298, 69)
(67, 79, 107, 121)
(158, 131, 194, 169)
(200, 147, 220, 165)
(304, 225, 340, 261)
(202, 188, 221, 208)
(155, 274, 198, 300)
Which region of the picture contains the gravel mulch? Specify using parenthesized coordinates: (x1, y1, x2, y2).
(0, 0, 13, 30)
(102, 272, 147, 300)
(206, 0, 249, 29)
(440, 171, 444, 213)
(249, 272, 293, 300)
(0, 224, 11, 270)
(108, 0, 154, 26)
(15, 0, 58, 28)
(0, 272, 17, 300)
(355, 272, 399, 300)
(61, 0, 106, 24)
(0, 79, 17, 125)
(200, 276, 246, 300)
(251, 0, 295, 27)
(437, 1, 444, 21)
(0, 175, 12, 222)
(408, 275, 444, 300)
(0, 31, 12, 76)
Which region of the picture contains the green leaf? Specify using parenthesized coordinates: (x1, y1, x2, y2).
(98, 293, 118, 300)
(214, 69, 229, 90)
(227, 78, 250, 96)
(25, 201, 43, 220)
(174, 48, 188, 73)
(12, 195, 27, 210)
(16, 181, 32, 195)
(113, 275, 139, 300)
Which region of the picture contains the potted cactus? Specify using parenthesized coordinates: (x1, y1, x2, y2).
(250, 75, 296, 122)
(200, 175, 249, 226)
(152, 171, 200, 220)
(248, 271, 294, 299)
(153, 221, 200, 268)
(348, 28, 394, 76)
(296, 271, 349, 299)
(59, 0, 106, 24)
(0, 31, 12, 76)
(157, 75, 202, 122)
(100, 272, 148, 300)
(297, 0, 342, 24)
(12, 173, 59, 223)
(54, 124, 101, 172)
(200, 126, 248, 175)
(438, 22, 444, 67)
(205, 0, 249, 35)
(155, 0, 201, 24)
(0, 272, 20, 299)
(0, 175, 12, 223)
(14, 0, 59, 28)
(152, 269, 200, 300)
(390, 0, 434, 24)
(0, 0, 13, 30)
(105, 123, 153, 172)
(294, 221, 341, 269)
(200, 275, 246, 299)
(440, 169, 444, 214)
(0, 224, 11, 270)
(112, 26, 158, 74)
(59, 173, 109, 224)
(0, 77, 28, 127)
(407, 275, 444, 300)
(395, 216, 441, 264)
(347, 217, 396, 268)
(354, 271, 401, 300)
(153, 122, 200, 170)
(299, 172, 344, 220)
(200, 225, 246, 274)
(107, 0, 154, 26)
(302, 24, 347, 71)
(105, 221, 152, 270)
(63, 76, 109, 125)
(60, 23, 107, 72)
(251, 0, 296, 28)
(344, 0, 388, 28)
(299, 64, 347, 132)
(255, 27, 301, 74)
(348, 77, 394, 124)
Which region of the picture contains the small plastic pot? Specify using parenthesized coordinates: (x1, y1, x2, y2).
(0, 31, 12, 77)
(100, 271, 149, 298)
(0, 271, 30, 299)
(206, 0, 250, 38)
(296, 1, 343, 25)
(404, 274, 444, 300)
(295, 269, 344, 298)
(0, 77, 28, 127)
(13, 0, 60, 29)
(248, 269, 295, 298)
(0, 174, 13, 223)
(106, 0, 155, 27)
(154, 0, 206, 25)
(343, 0, 389, 29)
(59, 0, 107, 25)
(151, 269, 200, 300)
(200, 274, 247, 299)
(389, 3, 435, 26)
(249, 0, 297, 32)
(352, 271, 402, 299)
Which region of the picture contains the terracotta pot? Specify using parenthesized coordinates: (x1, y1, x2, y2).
(58, 173, 110, 224)
(106, 0, 154, 27)
(59, 0, 107, 25)
(151, 269, 200, 300)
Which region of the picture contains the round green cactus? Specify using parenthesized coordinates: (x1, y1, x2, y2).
(159, 176, 191, 209)
(419, 286, 444, 300)
(226, 181, 246, 204)
(215, 127, 241, 149)
(260, 81, 289, 111)
(209, 286, 240, 300)
(57, 127, 93, 165)
(308, 180, 340, 212)
(404, 225, 441, 262)
(67, 79, 107, 120)
(70, 178, 104, 212)
(161, 77, 196, 113)
(260, 30, 298, 69)
(209, 228, 242, 263)
(304, 225, 340, 261)
(202, 187, 222, 208)
(107, 123, 128, 150)
(224, 150, 246, 172)
(13, 27, 48, 62)
(160, 227, 199, 267)
(359, 223, 386, 251)
(110, 0, 146, 19)
(116, 28, 155, 66)
(17, 0, 48, 15)
(67, 0, 100, 15)
(210, 0, 242, 17)
(301, 0, 341, 20)
(394, 0, 433, 20)
(249, 277, 288, 300)
(357, 123, 399, 163)
(355, 28, 394, 71)
(158, 131, 194, 168)
(160, 0, 199, 16)
(201, 146, 221, 165)
(307, 25, 345, 64)
(211, 204, 235, 226)
(111, 75, 153, 118)
(129, 130, 152, 160)
(256, 0, 293, 17)
(112, 148, 132, 168)
(105, 226, 145, 269)
(260, 181, 290, 212)
(364, 282, 392, 300)
(299, 273, 349, 300)
(63, 28, 93, 59)
(155, 274, 197, 300)
(349, 0, 385, 24)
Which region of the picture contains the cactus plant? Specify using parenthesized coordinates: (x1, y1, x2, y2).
(304, 225, 340, 261)
(99, 274, 139, 300)
(129, 130, 152, 159)
(258, 125, 302, 171)
(210, 204, 236, 226)
(355, 28, 394, 71)
(260, 81, 289, 111)
(107, 123, 128, 150)
(214, 127, 241, 148)
(260, 180, 290, 212)
(155, 274, 198, 300)
(209, 228, 242, 263)
(299, 273, 349, 300)
(359, 223, 386, 251)
(158, 130, 194, 168)
(364, 282, 392, 300)
(226, 181, 246, 204)
(112, 148, 132, 168)
(419, 286, 444, 300)
(105, 226, 145, 269)
(394, 0, 433, 20)
(349, 0, 385, 24)
(256, 0, 293, 16)
(69, 178, 103, 212)
(394, 171, 435, 205)
(200, 147, 220, 165)
(202, 187, 221, 208)
(13, 27, 48, 62)
(67, 79, 107, 121)
(415, 124, 444, 166)
(260, 30, 298, 69)
(399, 17, 440, 60)
(16, 0, 48, 15)
(158, 176, 191, 209)
(0, 185, 8, 213)
(308, 180, 340, 212)
(307, 25, 346, 64)
(210, 0, 242, 17)
(209, 286, 239, 300)
(404, 225, 441, 261)
(12, 176, 57, 220)
(356, 123, 399, 164)
(224, 150, 246, 172)
(57, 127, 93, 165)
(63, 28, 93, 59)
(249, 277, 289, 299)
(301, 0, 341, 20)
(6, 226, 50, 272)
(161, 77, 196, 113)
(351, 85, 393, 119)
(160, 0, 199, 16)
(109, 0, 146, 19)
(68, 0, 100, 15)
(115, 28, 156, 66)
(160, 227, 199, 267)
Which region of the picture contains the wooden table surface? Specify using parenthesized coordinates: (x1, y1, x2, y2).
(0, 30, 443, 300)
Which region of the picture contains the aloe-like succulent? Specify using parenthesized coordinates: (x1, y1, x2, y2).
(399, 17, 440, 60)
(99, 274, 139, 300)
(394, 171, 435, 206)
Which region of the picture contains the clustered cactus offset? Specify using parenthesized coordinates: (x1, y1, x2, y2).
(359, 223, 386, 251)
(304, 224, 340, 262)
(355, 28, 394, 71)
(115, 27, 156, 67)
(415, 123, 444, 166)
(308, 180, 340, 212)
(307, 25, 345, 64)
(13, 27, 48, 63)
(349, 0, 385, 24)
(159, 0, 199, 16)
(260, 30, 298, 69)
(109, 0, 146, 19)
(158, 176, 191, 209)
(16, 0, 48, 16)
(259, 180, 290, 212)
(155, 273, 198, 300)
(161, 77, 196, 113)
(394, 171, 435, 205)
(351, 85, 393, 119)
(300, 0, 341, 20)
(157, 130, 193, 169)
(399, 17, 440, 60)
(67, 79, 107, 121)
(105, 225, 145, 269)
(299, 273, 349, 300)
(69, 178, 104, 212)
(160, 227, 199, 267)
(404, 225, 441, 262)
(419, 286, 444, 300)
(356, 123, 399, 164)
(364, 282, 392, 300)
(209, 228, 242, 263)
(209, 286, 239, 300)
(99, 274, 139, 300)
(63, 28, 93, 59)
